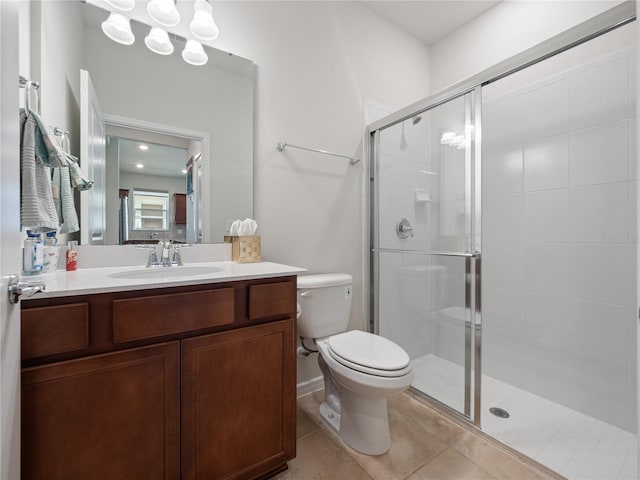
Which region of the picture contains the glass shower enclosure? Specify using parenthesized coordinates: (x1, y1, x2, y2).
(371, 89, 482, 423)
(369, 6, 637, 478)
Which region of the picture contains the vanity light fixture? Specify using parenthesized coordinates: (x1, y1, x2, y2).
(190, 0, 219, 41)
(101, 12, 135, 45)
(104, 0, 135, 12)
(147, 0, 181, 27)
(182, 39, 208, 66)
(138, 144, 149, 151)
(144, 28, 174, 55)
(136, 163, 144, 169)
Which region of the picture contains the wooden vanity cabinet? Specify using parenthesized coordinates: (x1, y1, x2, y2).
(21, 276, 297, 480)
(182, 320, 295, 480)
(22, 342, 180, 480)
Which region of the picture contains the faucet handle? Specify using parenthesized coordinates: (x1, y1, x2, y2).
(135, 245, 159, 267)
(171, 244, 192, 266)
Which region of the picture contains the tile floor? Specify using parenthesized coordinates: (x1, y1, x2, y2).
(274, 390, 560, 480)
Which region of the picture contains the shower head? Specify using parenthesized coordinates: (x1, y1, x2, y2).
(412, 115, 422, 125)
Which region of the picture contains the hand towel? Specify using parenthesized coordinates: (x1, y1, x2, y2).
(52, 167, 79, 234)
(22, 108, 94, 189)
(20, 110, 58, 232)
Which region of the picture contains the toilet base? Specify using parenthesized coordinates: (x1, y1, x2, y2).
(320, 392, 392, 456)
(339, 393, 391, 455)
(319, 401, 341, 434)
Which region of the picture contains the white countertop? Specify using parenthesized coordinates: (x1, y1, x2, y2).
(26, 261, 307, 299)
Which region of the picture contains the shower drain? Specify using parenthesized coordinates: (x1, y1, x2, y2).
(489, 407, 510, 419)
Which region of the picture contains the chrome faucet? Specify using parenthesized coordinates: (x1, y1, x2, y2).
(160, 239, 173, 267)
(138, 240, 192, 267)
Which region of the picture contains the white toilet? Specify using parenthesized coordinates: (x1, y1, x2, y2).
(297, 273, 414, 455)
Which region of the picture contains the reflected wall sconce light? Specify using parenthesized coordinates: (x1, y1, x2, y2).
(440, 131, 466, 149)
(101, 12, 135, 45)
(182, 39, 208, 66)
(100, 0, 218, 66)
(104, 0, 135, 11)
(147, 0, 181, 27)
(144, 27, 174, 55)
(190, 0, 219, 41)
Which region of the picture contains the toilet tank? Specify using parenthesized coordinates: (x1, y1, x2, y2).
(297, 274, 353, 339)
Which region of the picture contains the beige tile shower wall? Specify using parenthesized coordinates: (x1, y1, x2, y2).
(482, 41, 637, 432)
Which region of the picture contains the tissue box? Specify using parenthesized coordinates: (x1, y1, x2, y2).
(224, 235, 261, 263)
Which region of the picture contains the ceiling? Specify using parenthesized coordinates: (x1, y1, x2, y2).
(361, 1, 500, 46)
(113, 137, 189, 179)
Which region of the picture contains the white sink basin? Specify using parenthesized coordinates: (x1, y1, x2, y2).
(108, 266, 225, 279)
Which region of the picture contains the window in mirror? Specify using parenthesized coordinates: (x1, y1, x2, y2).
(133, 189, 169, 231)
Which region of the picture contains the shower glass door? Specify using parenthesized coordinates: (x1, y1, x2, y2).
(372, 89, 481, 422)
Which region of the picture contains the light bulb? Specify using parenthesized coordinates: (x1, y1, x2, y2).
(190, 0, 219, 41)
(144, 28, 174, 55)
(147, 0, 181, 27)
(101, 12, 135, 46)
(182, 40, 208, 66)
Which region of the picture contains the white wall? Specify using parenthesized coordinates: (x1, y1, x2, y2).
(430, 0, 625, 92)
(35, 0, 83, 155)
(207, 1, 432, 382)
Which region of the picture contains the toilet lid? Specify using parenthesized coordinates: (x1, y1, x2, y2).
(328, 331, 410, 373)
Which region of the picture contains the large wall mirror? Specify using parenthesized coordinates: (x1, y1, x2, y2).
(31, 0, 254, 245)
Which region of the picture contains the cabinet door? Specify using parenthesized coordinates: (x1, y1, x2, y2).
(22, 342, 180, 480)
(174, 193, 186, 224)
(182, 320, 296, 480)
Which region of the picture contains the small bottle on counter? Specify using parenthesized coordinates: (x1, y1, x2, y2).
(42, 231, 60, 273)
(23, 230, 44, 275)
(66, 241, 78, 271)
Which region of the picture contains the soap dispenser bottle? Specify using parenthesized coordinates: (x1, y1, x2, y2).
(66, 241, 78, 271)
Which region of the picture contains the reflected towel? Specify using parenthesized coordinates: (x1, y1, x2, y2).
(20, 110, 58, 232)
(52, 167, 79, 234)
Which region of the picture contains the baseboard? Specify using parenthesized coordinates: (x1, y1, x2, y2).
(296, 376, 323, 397)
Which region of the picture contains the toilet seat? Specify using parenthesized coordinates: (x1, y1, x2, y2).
(327, 331, 412, 378)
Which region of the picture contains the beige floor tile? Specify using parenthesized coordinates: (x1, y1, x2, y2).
(273, 429, 372, 480)
(297, 390, 325, 423)
(294, 391, 554, 480)
(452, 431, 554, 480)
(297, 406, 320, 440)
(407, 447, 497, 480)
(388, 394, 466, 446)
(335, 394, 459, 480)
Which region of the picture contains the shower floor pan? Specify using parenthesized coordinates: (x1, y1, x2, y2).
(412, 354, 637, 480)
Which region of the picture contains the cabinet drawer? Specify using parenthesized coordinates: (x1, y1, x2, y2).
(22, 303, 89, 360)
(113, 288, 234, 343)
(248, 281, 295, 321)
